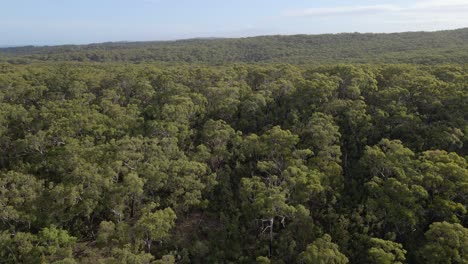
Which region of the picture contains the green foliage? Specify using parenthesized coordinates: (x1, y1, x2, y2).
(0, 171, 43, 229)
(299, 234, 349, 264)
(368, 238, 406, 264)
(0, 226, 76, 263)
(419, 150, 468, 222)
(0, 62, 467, 263)
(362, 139, 428, 235)
(2, 28, 468, 64)
(136, 207, 177, 252)
(419, 222, 468, 264)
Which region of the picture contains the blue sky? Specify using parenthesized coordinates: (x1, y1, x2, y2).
(1, 0, 468, 46)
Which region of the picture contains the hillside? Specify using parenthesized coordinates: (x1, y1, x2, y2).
(1, 28, 468, 64)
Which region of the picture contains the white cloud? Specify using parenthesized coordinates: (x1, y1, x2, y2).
(284, 1, 468, 17)
(285, 5, 401, 17)
(410, 0, 468, 12)
(413, 0, 468, 7)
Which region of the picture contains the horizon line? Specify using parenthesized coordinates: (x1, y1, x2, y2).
(1, 27, 466, 49)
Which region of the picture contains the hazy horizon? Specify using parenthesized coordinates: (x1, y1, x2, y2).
(2, 0, 468, 46)
(1, 27, 467, 48)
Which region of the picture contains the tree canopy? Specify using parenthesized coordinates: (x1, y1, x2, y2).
(0, 62, 467, 263)
(1, 28, 468, 65)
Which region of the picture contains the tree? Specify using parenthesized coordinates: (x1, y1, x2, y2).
(419, 150, 468, 222)
(300, 112, 343, 194)
(0, 171, 43, 230)
(368, 238, 406, 264)
(198, 119, 240, 171)
(418, 222, 468, 264)
(240, 126, 322, 257)
(299, 234, 349, 264)
(0, 226, 76, 264)
(361, 139, 428, 236)
(136, 207, 177, 252)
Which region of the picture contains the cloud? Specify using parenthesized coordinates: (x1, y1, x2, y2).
(285, 5, 401, 17)
(284, 0, 468, 17)
(410, 0, 468, 12)
(413, 0, 468, 7)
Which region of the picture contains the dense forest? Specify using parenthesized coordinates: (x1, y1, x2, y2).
(1, 28, 468, 64)
(0, 61, 467, 263)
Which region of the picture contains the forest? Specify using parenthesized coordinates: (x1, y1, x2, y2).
(0, 61, 467, 263)
(1, 28, 468, 65)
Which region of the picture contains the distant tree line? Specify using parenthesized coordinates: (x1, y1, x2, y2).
(1, 28, 468, 64)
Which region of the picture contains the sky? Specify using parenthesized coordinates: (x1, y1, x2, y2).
(1, 0, 468, 46)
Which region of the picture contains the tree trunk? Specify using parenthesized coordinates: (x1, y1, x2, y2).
(269, 217, 274, 258)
